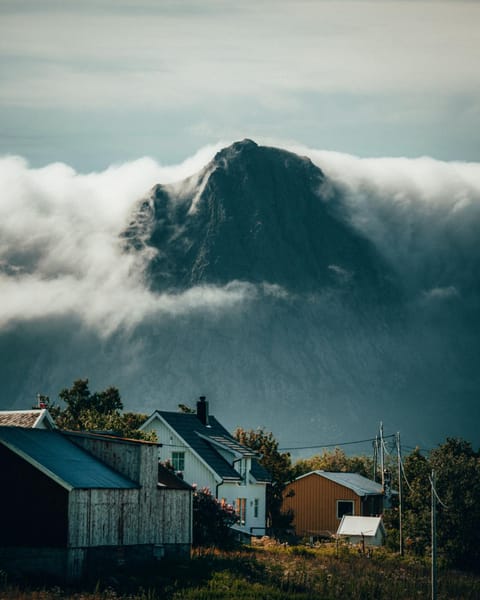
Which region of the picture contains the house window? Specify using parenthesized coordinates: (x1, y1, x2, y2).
(171, 451, 185, 472)
(254, 498, 259, 518)
(337, 500, 354, 519)
(236, 498, 247, 525)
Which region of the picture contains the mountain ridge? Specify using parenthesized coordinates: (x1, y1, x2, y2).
(124, 140, 400, 305)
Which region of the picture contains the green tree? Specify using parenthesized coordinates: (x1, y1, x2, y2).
(293, 447, 374, 478)
(53, 378, 154, 441)
(401, 447, 431, 556)
(192, 486, 238, 548)
(234, 427, 294, 531)
(429, 438, 480, 570)
(398, 439, 480, 571)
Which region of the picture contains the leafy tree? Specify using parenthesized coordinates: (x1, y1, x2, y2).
(192, 486, 238, 547)
(234, 427, 294, 531)
(429, 438, 480, 570)
(400, 447, 431, 556)
(293, 447, 374, 479)
(396, 439, 480, 571)
(52, 378, 154, 441)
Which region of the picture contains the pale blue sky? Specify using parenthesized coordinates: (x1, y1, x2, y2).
(1, 0, 479, 171)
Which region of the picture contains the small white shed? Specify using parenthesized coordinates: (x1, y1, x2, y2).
(336, 515, 385, 547)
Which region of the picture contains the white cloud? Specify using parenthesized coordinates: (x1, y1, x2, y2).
(1, 140, 480, 335)
(288, 143, 480, 292)
(0, 146, 259, 335)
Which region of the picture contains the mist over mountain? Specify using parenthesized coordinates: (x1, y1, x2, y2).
(1, 141, 479, 452)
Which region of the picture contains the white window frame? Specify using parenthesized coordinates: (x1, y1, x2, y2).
(336, 499, 354, 520)
(236, 497, 247, 525)
(171, 451, 185, 472)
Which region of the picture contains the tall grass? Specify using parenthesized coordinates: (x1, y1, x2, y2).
(1, 544, 479, 600)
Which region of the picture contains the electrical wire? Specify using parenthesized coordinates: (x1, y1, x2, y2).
(279, 434, 396, 452)
(429, 474, 449, 510)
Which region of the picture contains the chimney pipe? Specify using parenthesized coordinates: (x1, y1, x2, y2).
(196, 396, 209, 426)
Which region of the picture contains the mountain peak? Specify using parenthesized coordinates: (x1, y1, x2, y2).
(125, 142, 397, 299)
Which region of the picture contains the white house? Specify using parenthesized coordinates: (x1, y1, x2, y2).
(337, 515, 386, 547)
(140, 397, 270, 536)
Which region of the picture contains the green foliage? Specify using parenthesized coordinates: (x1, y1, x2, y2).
(192, 487, 238, 548)
(293, 447, 374, 478)
(52, 379, 155, 441)
(430, 438, 480, 570)
(234, 427, 295, 531)
(398, 438, 480, 571)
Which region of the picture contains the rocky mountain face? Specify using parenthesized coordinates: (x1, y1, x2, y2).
(3, 140, 479, 452)
(124, 139, 399, 302)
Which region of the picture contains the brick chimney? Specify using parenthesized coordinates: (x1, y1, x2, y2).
(196, 395, 209, 426)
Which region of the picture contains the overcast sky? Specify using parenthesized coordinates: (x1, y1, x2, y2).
(1, 0, 479, 171)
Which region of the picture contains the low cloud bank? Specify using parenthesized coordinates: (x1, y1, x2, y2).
(294, 145, 480, 299)
(1, 142, 480, 334)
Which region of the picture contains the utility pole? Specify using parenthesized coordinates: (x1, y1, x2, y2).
(431, 470, 437, 600)
(373, 435, 378, 482)
(380, 422, 385, 490)
(396, 431, 403, 556)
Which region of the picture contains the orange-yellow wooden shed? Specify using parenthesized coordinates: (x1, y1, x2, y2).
(282, 471, 385, 537)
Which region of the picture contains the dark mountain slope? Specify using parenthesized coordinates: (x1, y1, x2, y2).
(125, 139, 399, 303)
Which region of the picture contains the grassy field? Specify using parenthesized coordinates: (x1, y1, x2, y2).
(1, 543, 480, 599)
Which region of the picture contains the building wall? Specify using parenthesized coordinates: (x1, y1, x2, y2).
(142, 418, 219, 492)
(143, 417, 267, 535)
(220, 480, 267, 535)
(282, 474, 362, 536)
(64, 434, 158, 491)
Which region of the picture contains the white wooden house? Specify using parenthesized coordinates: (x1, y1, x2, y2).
(140, 397, 270, 536)
(0, 427, 192, 581)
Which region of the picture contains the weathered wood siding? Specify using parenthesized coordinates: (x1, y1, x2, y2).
(64, 434, 158, 490)
(68, 486, 191, 548)
(283, 474, 361, 536)
(157, 488, 192, 544)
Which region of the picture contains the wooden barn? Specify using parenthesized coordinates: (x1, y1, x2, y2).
(0, 427, 192, 581)
(282, 470, 385, 538)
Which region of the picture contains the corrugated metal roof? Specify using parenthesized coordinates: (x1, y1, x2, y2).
(0, 427, 139, 490)
(157, 412, 270, 483)
(337, 516, 384, 537)
(302, 471, 384, 496)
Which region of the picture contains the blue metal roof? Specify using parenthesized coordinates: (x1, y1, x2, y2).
(305, 471, 384, 496)
(0, 427, 139, 490)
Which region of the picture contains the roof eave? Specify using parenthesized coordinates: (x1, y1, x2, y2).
(0, 439, 73, 491)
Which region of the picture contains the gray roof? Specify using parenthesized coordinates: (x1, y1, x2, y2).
(0, 427, 139, 490)
(157, 411, 270, 482)
(300, 471, 384, 496)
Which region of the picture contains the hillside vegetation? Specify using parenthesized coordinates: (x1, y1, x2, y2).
(2, 544, 480, 600)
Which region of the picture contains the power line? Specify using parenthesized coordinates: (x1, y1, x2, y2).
(279, 434, 396, 452)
